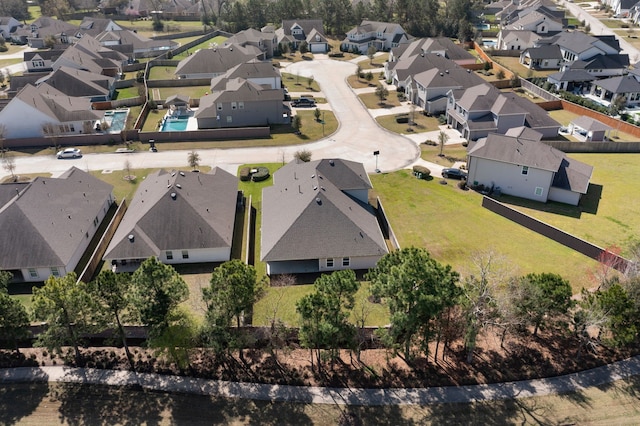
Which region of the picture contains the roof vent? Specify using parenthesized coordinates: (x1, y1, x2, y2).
(311, 174, 315, 178)
(313, 186, 318, 190)
(171, 172, 176, 177)
(179, 171, 185, 176)
(440, 72, 443, 76)
(170, 192, 177, 199)
(445, 70, 449, 74)
(128, 234, 134, 242)
(329, 159, 334, 166)
(315, 197, 321, 204)
(176, 184, 182, 189)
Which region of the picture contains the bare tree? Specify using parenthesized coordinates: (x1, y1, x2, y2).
(1, 153, 16, 181)
(124, 159, 133, 181)
(438, 130, 449, 157)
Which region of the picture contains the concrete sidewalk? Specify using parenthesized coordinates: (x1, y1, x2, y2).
(2, 355, 639, 405)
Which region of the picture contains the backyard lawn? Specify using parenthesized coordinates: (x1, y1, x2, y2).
(491, 55, 556, 78)
(376, 113, 441, 134)
(370, 170, 601, 290)
(548, 109, 639, 142)
(172, 35, 228, 59)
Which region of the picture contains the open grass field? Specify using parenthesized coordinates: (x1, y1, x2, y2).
(3, 375, 640, 424)
(376, 113, 441, 134)
(370, 170, 601, 290)
(156, 85, 209, 100)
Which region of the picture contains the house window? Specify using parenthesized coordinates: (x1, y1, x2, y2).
(238, 101, 244, 109)
(326, 258, 334, 268)
(342, 257, 350, 267)
(217, 103, 223, 110)
(166, 250, 173, 260)
(182, 250, 189, 259)
(226, 116, 232, 123)
(521, 166, 529, 175)
(231, 101, 237, 110)
(50, 267, 60, 277)
(32, 59, 45, 67)
(534, 187, 544, 196)
(28, 268, 38, 278)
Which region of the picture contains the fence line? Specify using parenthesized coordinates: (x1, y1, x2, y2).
(519, 79, 560, 101)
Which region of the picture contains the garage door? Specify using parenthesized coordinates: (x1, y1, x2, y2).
(310, 43, 326, 53)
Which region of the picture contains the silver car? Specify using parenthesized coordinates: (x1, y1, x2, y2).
(57, 148, 82, 159)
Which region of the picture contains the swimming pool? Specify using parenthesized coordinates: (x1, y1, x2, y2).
(103, 109, 129, 133)
(161, 118, 189, 131)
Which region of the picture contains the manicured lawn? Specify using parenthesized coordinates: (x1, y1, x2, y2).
(376, 113, 441, 134)
(490, 56, 556, 78)
(347, 74, 382, 89)
(281, 72, 321, 93)
(113, 86, 141, 100)
(503, 153, 640, 259)
(359, 91, 402, 109)
(0, 57, 22, 69)
(156, 85, 209, 100)
(421, 143, 468, 165)
(370, 170, 601, 290)
(357, 53, 389, 70)
(601, 19, 630, 28)
(172, 35, 229, 59)
(148, 66, 177, 80)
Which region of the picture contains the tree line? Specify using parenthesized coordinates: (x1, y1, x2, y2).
(3, 245, 640, 375)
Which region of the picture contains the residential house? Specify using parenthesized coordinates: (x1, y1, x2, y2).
(520, 45, 563, 69)
(0, 167, 115, 282)
(0, 83, 103, 139)
(588, 74, 640, 107)
(104, 168, 238, 271)
(75, 17, 123, 37)
(568, 116, 612, 141)
(11, 16, 78, 47)
(34, 66, 116, 102)
(497, 30, 541, 51)
(410, 66, 486, 115)
(276, 19, 329, 53)
(389, 38, 476, 66)
(261, 158, 388, 275)
(504, 10, 563, 34)
(52, 35, 128, 77)
(93, 29, 178, 59)
(0, 17, 20, 40)
(496, 0, 564, 24)
(467, 133, 593, 206)
(386, 48, 463, 88)
(547, 69, 595, 92)
(24, 50, 64, 73)
(224, 28, 278, 59)
(174, 44, 258, 79)
(446, 83, 560, 140)
(342, 20, 408, 54)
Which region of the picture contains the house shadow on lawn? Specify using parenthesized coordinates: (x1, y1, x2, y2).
(272, 269, 370, 285)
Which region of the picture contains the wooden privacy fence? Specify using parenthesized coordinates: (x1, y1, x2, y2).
(482, 197, 629, 272)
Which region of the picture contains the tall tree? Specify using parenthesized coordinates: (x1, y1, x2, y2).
(187, 150, 200, 170)
(0, 0, 31, 21)
(512, 273, 573, 336)
(129, 257, 189, 337)
(31, 273, 97, 365)
(297, 269, 359, 369)
(438, 130, 448, 157)
(596, 283, 638, 347)
(375, 83, 389, 104)
(0, 272, 30, 353)
(367, 247, 460, 362)
(245, 0, 268, 29)
(88, 270, 135, 369)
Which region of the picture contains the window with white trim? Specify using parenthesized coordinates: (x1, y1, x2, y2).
(326, 258, 334, 268)
(32, 59, 45, 68)
(217, 103, 223, 110)
(238, 101, 244, 109)
(231, 101, 237, 110)
(28, 268, 38, 278)
(521, 166, 529, 175)
(534, 187, 544, 196)
(227, 116, 232, 123)
(182, 250, 189, 259)
(166, 250, 173, 260)
(51, 267, 60, 277)
(342, 257, 350, 267)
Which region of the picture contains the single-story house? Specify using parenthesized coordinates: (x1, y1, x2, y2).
(0, 167, 115, 282)
(261, 158, 389, 275)
(104, 168, 238, 271)
(467, 133, 593, 205)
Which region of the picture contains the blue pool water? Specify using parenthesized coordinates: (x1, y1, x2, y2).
(161, 118, 189, 131)
(103, 109, 129, 133)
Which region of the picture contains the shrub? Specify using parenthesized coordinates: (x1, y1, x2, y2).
(412, 165, 431, 179)
(395, 115, 409, 123)
(437, 114, 447, 125)
(496, 69, 505, 80)
(483, 61, 492, 71)
(294, 149, 312, 162)
(423, 139, 437, 146)
(458, 179, 468, 190)
(239, 167, 251, 181)
(252, 166, 270, 182)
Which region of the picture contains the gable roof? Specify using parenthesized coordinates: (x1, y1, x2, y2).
(261, 159, 388, 262)
(0, 167, 113, 270)
(501, 92, 561, 129)
(104, 168, 237, 260)
(13, 83, 103, 123)
(281, 19, 325, 38)
(348, 20, 405, 36)
(570, 116, 613, 132)
(500, 30, 541, 45)
(523, 44, 562, 59)
(505, 126, 543, 141)
(594, 74, 640, 93)
(35, 66, 114, 98)
(174, 44, 257, 76)
(547, 69, 595, 82)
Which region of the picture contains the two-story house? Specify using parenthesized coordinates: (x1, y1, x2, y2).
(342, 20, 408, 54)
(276, 19, 329, 53)
(224, 28, 278, 59)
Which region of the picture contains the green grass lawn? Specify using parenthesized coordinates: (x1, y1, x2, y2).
(357, 53, 389, 70)
(281, 72, 322, 93)
(113, 86, 141, 100)
(0, 57, 22, 69)
(370, 170, 601, 290)
(490, 56, 557, 78)
(376, 113, 441, 134)
(359, 91, 402, 109)
(148, 66, 177, 80)
(172, 35, 229, 59)
(547, 109, 639, 142)
(421, 143, 468, 165)
(347, 74, 383, 89)
(156, 85, 209, 100)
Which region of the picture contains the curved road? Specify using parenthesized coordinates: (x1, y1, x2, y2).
(3, 57, 420, 179)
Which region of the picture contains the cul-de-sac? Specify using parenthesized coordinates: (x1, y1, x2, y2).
(1, 0, 640, 423)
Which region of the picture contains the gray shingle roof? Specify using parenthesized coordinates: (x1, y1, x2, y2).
(595, 74, 640, 94)
(261, 159, 388, 262)
(104, 168, 237, 261)
(523, 44, 562, 59)
(174, 44, 257, 76)
(36, 66, 114, 99)
(570, 116, 613, 132)
(0, 167, 113, 270)
(14, 83, 103, 122)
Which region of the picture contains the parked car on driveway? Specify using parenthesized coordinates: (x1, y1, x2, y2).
(442, 167, 468, 180)
(56, 148, 82, 159)
(291, 97, 316, 107)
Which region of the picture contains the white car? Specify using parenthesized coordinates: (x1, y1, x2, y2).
(57, 148, 82, 159)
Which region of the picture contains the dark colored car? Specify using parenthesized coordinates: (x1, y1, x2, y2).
(292, 97, 316, 107)
(441, 167, 468, 180)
